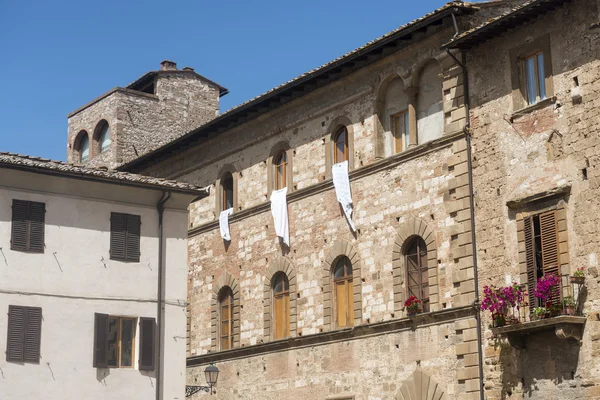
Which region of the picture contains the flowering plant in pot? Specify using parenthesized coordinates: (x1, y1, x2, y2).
(562, 296, 576, 315)
(532, 306, 547, 320)
(403, 296, 422, 316)
(570, 268, 585, 284)
(481, 283, 525, 327)
(533, 273, 560, 313)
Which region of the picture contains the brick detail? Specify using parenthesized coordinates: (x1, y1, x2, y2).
(263, 256, 298, 340)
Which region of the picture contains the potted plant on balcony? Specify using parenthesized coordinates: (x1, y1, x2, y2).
(563, 296, 576, 315)
(404, 296, 422, 317)
(532, 306, 547, 320)
(570, 268, 585, 285)
(533, 273, 560, 318)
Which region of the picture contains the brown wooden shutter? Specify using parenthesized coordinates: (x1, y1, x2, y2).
(6, 305, 25, 362)
(139, 317, 156, 371)
(11, 200, 29, 251)
(523, 216, 537, 310)
(28, 202, 45, 253)
(23, 307, 42, 362)
(540, 210, 560, 304)
(125, 214, 141, 262)
(110, 213, 127, 260)
(93, 313, 109, 368)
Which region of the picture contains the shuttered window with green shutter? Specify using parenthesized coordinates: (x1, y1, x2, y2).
(11, 199, 45, 253)
(6, 305, 42, 363)
(110, 213, 141, 262)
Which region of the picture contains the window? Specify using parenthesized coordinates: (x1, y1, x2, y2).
(274, 151, 288, 190)
(110, 212, 141, 262)
(333, 127, 349, 164)
(6, 305, 42, 363)
(405, 237, 429, 312)
(221, 173, 234, 211)
(93, 313, 155, 370)
(524, 210, 560, 309)
(219, 287, 234, 350)
(522, 52, 546, 105)
(392, 110, 410, 153)
(11, 199, 45, 253)
(272, 272, 290, 339)
(80, 134, 90, 162)
(98, 122, 111, 153)
(333, 257, 354, 328)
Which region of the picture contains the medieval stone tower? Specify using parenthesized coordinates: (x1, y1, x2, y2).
(66, 60, 227, 169)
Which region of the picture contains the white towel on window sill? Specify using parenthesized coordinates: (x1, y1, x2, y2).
(332, 160, 356, 232)
(219, 208, 234, 241)
(270, 187, 289, 246)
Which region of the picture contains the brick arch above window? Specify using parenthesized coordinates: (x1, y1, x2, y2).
(395, 367, 447, 400)
(393, 218, 439, 314)
(72, 130, 90, 163)
(92, 119, 111, 156)
(322, 239, 362, 330)
(211, 272, 240, 351)
(324, 116, 355, 179)
(263, 256, 297, 340)
(266, 141, 294, 197)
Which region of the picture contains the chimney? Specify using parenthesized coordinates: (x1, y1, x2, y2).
(182, 66, 195, 72)
(160, 60, 177, 71)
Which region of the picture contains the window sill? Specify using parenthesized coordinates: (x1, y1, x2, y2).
(491, 315, 586, 349)
(510, 96, 556, 121)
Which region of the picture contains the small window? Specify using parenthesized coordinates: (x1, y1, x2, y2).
(98, 122, 111, 153)
(80, 134, 90, 162)
(522, 52, 547, 105)
(333, 257, 354, 328)
(219, 287, 234, 350)
(272, 272, 290, 339)
(110, 212, 141, 262)
(6, 305, 42, 363)
(333, 127, 348, 164)
(274, 151, 288, 190)
(222, 173, 234, 211)
(405, 237, 429, 312)
(11, 199, 45, 253)
(107, 316, 136, 368)
(392, 110, 410, 153)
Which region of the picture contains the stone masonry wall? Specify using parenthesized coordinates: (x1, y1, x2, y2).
(468, 1, 600, 399)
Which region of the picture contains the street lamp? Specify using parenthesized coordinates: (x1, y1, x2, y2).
(185, 364, 220, 397)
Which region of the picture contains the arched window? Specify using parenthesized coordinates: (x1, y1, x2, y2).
(80, 134, 90, 163)
(405, 236, 429, 312)
(218, 286, 234, 350)
(98, 122, 111, 153)
(272, 272, 290, 339)
(333, 256, 354, 328)
(221, 173, 234, 211)
(274, 151, 287, 190)
(333, 127, 348, 164)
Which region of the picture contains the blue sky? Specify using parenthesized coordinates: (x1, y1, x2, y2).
(0, 0, 454, 161)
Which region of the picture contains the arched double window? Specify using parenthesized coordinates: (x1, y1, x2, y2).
(97, 121, 111, 153)
(333, 127, 349, 164)
(218, 286, 234, 350)
(333, 256, 354, 328)
(272, 272, 290, 339)
(404, 236, 429, 312)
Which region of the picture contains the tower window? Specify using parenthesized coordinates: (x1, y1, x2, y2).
(80, 134, 89, 162)
(98, 122, 111, 153)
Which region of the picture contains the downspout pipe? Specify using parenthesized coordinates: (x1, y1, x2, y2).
(446, 46, 485, 400)
(156, 191, 171, 400)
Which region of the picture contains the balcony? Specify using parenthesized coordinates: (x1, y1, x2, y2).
(491, 315, 586, 349)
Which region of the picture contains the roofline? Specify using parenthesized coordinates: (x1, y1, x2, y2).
(443, 0, 572, 50)
(119, 3, 475, 173)
(127, 70, 229, 97)
(0, 162, 210, 198)
(67, 87, 158, 118)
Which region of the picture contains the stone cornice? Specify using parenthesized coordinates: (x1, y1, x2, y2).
(187, 305, 474, 367)
(188, 129, 465, 238)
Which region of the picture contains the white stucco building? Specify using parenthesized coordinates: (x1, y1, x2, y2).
(0, 153, 207, 400)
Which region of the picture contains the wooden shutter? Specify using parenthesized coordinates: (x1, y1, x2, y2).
(335, 281, 347, 328)
(139, 317, 156, 371)
(93, 313, 109, 368)
(540, 210, 560, 304)
(110, 213, 127, 261)
(6, 305, 25, 362)
(11, 200, 29, 251)
(23, 307, 42, 362)
(125, 214, 141, 262)
(28, 202, 45, 253)
(346, 279, 354, 326)
(524, 217, 537, 310)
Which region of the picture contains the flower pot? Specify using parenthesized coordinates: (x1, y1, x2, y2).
(494, 315, 506, 327)
(570, 276, 585, 285)
(407, 310, 421, 317)
(564, 305, 575, 316)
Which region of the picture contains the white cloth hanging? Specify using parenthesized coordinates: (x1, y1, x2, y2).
(219, 208, 234, 241)
(332, 160, 356, 231)
(270, 187, 289, 246)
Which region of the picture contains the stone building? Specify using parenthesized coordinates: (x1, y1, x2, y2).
(64, 0, 600, 399)
(66, 60, 227, 169)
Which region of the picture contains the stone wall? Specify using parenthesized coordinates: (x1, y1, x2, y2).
(468, 0, 600, 398)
